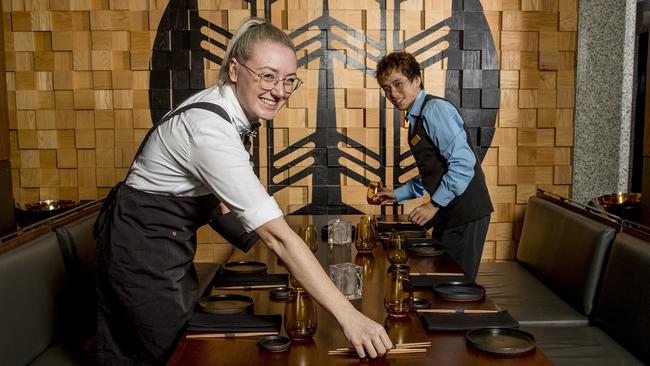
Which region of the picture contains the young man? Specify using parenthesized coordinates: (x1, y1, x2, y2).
(374, 51, 493, 281)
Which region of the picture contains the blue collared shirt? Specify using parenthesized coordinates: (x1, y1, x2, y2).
(394, 90, 476, 207)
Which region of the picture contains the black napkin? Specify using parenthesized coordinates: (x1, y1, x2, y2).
(419, 310, 519, 331)
(188, 312, 282, 333)
(409, 275, 471, 288)
(213, 273, 288, 287)
(377, 222, 422, 232)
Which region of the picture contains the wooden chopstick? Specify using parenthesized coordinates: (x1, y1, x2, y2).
(417, 309, 499, 314)
(187, 331, 278, 339)
(335, 342, 431, 351)
(333, 341, 431, 352)
(410, 272, 465, 276)
(394, 342, 431, 348)
(328, 348, 428, 356)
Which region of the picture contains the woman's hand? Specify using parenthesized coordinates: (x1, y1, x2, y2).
(338, 311, 393, 358)
(256, 218, 393, 359)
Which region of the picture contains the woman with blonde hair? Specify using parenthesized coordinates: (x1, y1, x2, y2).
(95, 17, 392, 365)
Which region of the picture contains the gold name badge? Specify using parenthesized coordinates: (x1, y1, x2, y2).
(410, 134, 421, 146)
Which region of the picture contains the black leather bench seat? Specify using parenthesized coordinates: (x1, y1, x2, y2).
(477, 195, 616, 327)
(522, 326, 644, 366)
(0, 233, 70, 366)
(478, 261, 588, 326)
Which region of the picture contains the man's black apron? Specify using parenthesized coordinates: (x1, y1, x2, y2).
(407, 94, 493, 280)
(407, 94, 493, 229)
(95, 103, 230, 365)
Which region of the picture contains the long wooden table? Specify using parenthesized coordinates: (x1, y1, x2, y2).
(168, 215, 553, 365)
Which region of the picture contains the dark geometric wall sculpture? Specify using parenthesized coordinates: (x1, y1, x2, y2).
(151, 0, 499, 215)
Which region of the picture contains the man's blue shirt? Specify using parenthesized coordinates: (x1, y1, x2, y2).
(394, 90, 476, 207)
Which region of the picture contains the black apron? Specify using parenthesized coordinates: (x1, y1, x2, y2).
(95, 103, 230, 365)
(407, 94, 493, 229)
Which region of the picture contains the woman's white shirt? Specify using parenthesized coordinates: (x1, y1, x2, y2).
(125, 84, 282, 231)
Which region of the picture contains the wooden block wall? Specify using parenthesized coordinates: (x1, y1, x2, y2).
(3, 0, 578, 261)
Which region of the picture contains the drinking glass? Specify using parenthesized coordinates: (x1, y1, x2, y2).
(384, 264, 412, 317)
(298, 224, 318, 253)
(359, 215, 378, 242)
(354, 252, 375, 281)
(354, 221, 376, 253)
(386, 233, 408, 265)
(383, 314, 413, 344)
(367, 181, 384, 204)
(284, 289, 318, 340)
(329, 263, 363, 300)
(328, 219, 352, 245)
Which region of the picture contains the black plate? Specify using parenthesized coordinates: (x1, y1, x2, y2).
(466, 327, 536, 355)
(433, 282, 485, 302)
(222, 261, 267, 275)
(198, 294, 254, 314)
(411, 297, 431, 309)
(258, 335, 291, 352)
(408, 242, 445, 257)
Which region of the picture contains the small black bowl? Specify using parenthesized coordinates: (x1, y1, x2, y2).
(258, 335, 291, 352)
(411, 297, 431, 309)
(269, 286, 294, 301)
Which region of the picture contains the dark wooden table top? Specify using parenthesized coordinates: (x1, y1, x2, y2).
(168, 215, 553, 365)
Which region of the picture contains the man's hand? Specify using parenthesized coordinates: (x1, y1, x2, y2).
(375, 188, 397, 204)
(338, 311, 393, 358)
(409, 201, 439, 226)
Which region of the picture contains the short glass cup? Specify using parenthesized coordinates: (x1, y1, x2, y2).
(367, 181, 383, 205)
(298, 224, 318, 253)
(359, 215, 378, 242)
(328, 219, 352, 245)
(384, 264, 412, 317)
(354, 221, 376, 252)
(354, 252, 375, 281)
(329, 262, 363, 300)
(386, 233, 408, 265)
(284, 289, 318, 340)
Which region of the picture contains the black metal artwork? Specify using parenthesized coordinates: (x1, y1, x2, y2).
(150, 0, 499, 215)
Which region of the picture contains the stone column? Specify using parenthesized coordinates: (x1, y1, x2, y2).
(573, 0, 636, 203)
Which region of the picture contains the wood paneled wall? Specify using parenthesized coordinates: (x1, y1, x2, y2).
(3, 0, 577, 262)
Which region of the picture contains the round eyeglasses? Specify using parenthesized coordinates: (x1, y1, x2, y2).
(237, 60, 303, 94)
(380, 78, 412, 96)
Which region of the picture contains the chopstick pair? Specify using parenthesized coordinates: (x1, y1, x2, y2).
(410, 272, 465, 276)
(328, 341, 431, 356)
